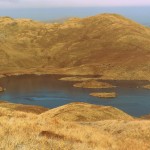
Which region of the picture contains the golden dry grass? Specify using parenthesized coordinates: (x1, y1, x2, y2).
(0, 101, 150, 150)
(0, 14, 150, 80)
(39, 102, 133, 122)
(1, 13, 150, 149)
(0, 101, 48, 114)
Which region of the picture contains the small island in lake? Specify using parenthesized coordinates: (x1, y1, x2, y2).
(73, 80, 116, 89)
(0, 87, 5, 92)
(142, 85, 150, 89)
(90, 92, 117, 98)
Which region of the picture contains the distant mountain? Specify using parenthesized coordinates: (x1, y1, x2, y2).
(0, 14, 150, 80)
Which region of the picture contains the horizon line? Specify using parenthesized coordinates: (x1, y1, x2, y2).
(0, 6, 150, 9)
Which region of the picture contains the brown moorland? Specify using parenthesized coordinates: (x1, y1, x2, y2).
(0, 101, 48, 114)
(1, 101, 150, 150)
(0, 13, 150, 150)
(0, 14, 150, 80)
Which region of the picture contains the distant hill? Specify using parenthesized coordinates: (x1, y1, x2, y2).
(44, 17, 71, 23)
(0, 14, 150, 80)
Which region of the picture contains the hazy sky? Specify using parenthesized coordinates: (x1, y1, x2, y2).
(0, 0, 150, 26)
(0, 0, 150, 8)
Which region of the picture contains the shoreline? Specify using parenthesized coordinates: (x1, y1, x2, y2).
(0, 71, 150, 82)
(0, 66, 150, 81)
(1, 73, 149, 87)
(0, 100, 149, 119)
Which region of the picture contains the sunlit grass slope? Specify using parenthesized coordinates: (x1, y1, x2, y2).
(0, 14, 150, 79)
(0, 101, 150, 150)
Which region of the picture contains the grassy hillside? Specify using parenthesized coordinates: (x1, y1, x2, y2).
(0, 14, 150, 79)
(39, 102, 133, 121)
(0, 101, 150, 150)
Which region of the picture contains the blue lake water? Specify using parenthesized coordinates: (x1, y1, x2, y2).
(0, 75, 150, 117)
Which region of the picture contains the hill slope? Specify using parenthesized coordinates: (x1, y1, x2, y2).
(0, 101, 150, 150)
(39, 102, 133, 122)
(0, 14, 150, 79)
